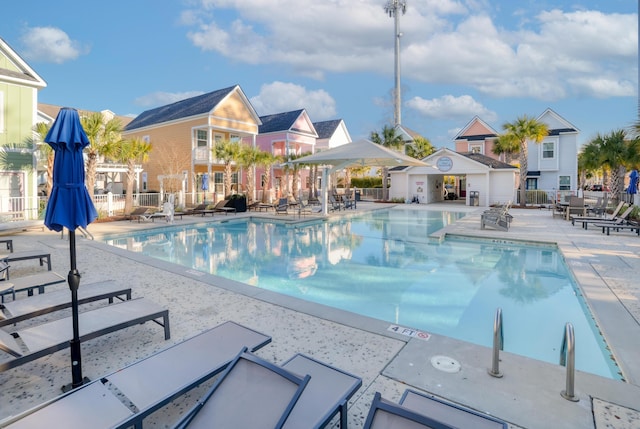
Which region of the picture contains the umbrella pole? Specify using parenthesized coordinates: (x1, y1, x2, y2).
(67, 230, 84, 389)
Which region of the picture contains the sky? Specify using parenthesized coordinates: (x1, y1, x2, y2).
(2, 0, 638, 150)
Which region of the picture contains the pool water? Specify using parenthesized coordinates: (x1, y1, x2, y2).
(103, 208, 621, 379)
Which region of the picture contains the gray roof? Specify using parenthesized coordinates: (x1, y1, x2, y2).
(460, 152, 517, 169)
(125, 85, 237, 131)
(313, 119, 342, 139)
(0, 67, 39, 83)
(258, 109, 308, 134)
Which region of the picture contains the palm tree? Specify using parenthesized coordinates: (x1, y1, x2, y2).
(405, 136, 435, 159)
(81, 112, 123, 199)
(213, 139, 242, 197)
(33, 122, 53, 196)
(370, 125, 405, 201)
(257, 152, 281, 203)
(492, 134, 520, 164)
(113, 138, 152, 213)
(238, 145, 264, 204)
(500, 116, 548, 207)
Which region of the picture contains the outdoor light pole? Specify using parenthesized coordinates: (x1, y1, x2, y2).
(384, 0, 407, 127)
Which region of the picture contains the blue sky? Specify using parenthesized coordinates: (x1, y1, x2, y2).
(2, 0, 637, 149)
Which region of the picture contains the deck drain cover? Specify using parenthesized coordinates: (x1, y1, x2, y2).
(430, 355, 461, 373)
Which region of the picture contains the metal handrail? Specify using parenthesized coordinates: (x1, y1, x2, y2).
(560, 322, 579, 401)
(488, 307, 504, 378)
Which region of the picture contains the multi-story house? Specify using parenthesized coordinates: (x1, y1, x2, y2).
(0, 37, 47, 220)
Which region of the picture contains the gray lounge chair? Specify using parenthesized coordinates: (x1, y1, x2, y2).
(170, 349, 310, 429)
(127, 206, 151, 222)
(281, 353, 362, 429)
(0, 297, 170, 373)
(480, 207, 509, 231)
(2, 321, 271, 429)
(571, 201, 624, 227)
(275, 198, 289, 215)
(0, 280, 131, 327)
(1, 250, 52, 271)
(399, 389, 508, 429)
(0, 239, 13, 253)
(0, 262, 65, 302)
(573, 204, 633, 230)
(363, 392, 455, 429)
(212, 199, 236, 215)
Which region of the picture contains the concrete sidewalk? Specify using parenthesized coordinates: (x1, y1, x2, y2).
(0, 203, 639, 428)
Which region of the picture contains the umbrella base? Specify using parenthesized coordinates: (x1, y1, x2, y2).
(61, 376, 91, 393)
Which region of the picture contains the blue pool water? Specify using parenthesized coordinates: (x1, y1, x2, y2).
(103, 208, 621, 379)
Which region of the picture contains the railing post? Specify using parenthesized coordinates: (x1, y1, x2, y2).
(488, 307, 504, 378)
(560, 323, 579, 402)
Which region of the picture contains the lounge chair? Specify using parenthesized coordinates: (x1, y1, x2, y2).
(0, 280, 131, 327)
(480, 206, 510, 231)
(329, 194, 343, 211)
(212, 199, 236, 215)
(2, 321, 271, 429)
(141, 202, 178, 222)
(399, 389, 508, 429)
(571, 201, 624, 228)
(573, 204, 633, 230)
(363, 392, 455, 429)
(586, 196, 608, 217)
(275, 198, 289, 215)
(0, 297, 170, 373)
(127, 207, 151, 222)
(280, 353, 362, 429)
(183, 204, 213, 216)
(0, 261, 64, 302)
(0, 239, 13, 253)
(170, 349, 310, 429)
(594, 219, 640, 236)
(0, 250, 51, 271)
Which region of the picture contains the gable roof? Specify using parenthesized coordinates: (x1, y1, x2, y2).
(258, 109, 317, 137)
(537, 108, 579, 134)
(454, 116, 499, 140)
(125, 85, 253, 131)
(313, 119, 343, 139)
(0, 37, 46, 88)
(396, 124, 423, 141)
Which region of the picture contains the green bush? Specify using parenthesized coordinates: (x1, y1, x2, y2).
(351, 177, 382, 188)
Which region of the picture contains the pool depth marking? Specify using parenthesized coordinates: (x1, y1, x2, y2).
(388, 324, 431, 341)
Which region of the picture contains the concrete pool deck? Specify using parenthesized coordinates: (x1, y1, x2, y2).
(1, 202, 639, 428)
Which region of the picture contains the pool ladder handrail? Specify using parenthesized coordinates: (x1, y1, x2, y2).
(560, 322, 579, 402)
(488, 307, 504, 378)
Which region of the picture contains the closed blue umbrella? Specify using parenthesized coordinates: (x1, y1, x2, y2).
(44, 107, 97, 390)
(202, 173, 209, 201)
(627, 169, 638, 195)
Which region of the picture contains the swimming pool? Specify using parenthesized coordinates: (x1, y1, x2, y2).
(103, 208, 621, 379)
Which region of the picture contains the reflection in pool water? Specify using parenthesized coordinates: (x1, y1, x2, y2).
(104, 208, 621, 379)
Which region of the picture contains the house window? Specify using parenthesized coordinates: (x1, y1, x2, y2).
(559, 176, 570, 190)
(542, 142, 555, 159)
(196, 130, 207, 147)
(470, 144, 482, 154)
(230, 134, 240, 142)
(526, 178, 538, 190)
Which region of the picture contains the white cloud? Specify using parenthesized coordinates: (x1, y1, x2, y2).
(250, 81, 337, 120)
(20, 27, 86, 64)
(182, 1, 637, 101)
(406, 94, 498, 122)
(134, 91, 205, 107)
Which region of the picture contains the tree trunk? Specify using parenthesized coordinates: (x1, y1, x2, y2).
(382, 167, 389, 201)
(124, 160, 135, 214)
(86, 153, 97, 200)
(518, 141, 528, 207)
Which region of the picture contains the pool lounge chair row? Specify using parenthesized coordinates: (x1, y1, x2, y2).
(0, 297, 170, 373)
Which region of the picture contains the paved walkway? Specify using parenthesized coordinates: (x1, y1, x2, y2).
(1, 203, 639, 428)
